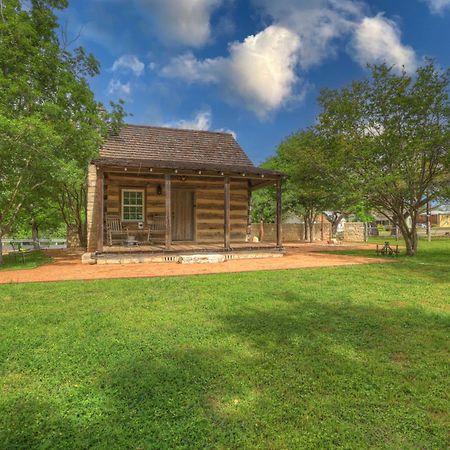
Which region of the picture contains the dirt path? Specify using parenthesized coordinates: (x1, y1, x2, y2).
(0, 243, 395, 284)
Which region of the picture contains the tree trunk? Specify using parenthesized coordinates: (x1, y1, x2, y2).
(0, 234, 3, 266)
(31, 220, 40, 249)
(331, 214, 345, 237)
(78, 222, 87, 248)
(396, 214, 418, 256)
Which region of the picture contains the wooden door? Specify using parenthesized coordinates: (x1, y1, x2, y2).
(172, 190, 195, 241)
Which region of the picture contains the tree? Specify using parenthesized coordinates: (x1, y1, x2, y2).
(318, 61, 450, 255)
(0, 1, 124, 262)
(251, 158, 304, 224)
(258, 130, 360, 242)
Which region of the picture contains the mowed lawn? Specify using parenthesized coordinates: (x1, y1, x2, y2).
(0, 241, 449, 449)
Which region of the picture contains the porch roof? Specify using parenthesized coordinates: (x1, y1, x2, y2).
(94, 125, 283, 179)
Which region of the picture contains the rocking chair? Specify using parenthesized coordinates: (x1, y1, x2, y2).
(147, 214, 165, 243)
(106, 215, 129, 246)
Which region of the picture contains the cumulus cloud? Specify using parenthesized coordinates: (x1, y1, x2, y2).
(137, 0, 222, 47)
(162, 110, 237, 137)
(159, 0, 417, 118)
(161, 52, 220, 83)
(350, 15, 417, 73)
(162, 25, 301, 117)
(112, 55, 145, 76)
(166, 110, 212, 131)
(253, 0, 364, 69)
(108, 79, 131, 96)
(423, 0, 450, 14)
(254, 1, 417, 72)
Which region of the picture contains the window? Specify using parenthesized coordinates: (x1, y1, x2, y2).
(121, 189, 144, 221)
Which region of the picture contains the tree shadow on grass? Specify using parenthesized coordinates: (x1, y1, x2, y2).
(0, 397, 81, 450)
(1, 289, 448, 449)
(216, 295, 449, 448)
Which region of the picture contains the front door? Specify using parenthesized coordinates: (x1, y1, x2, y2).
(172, 190, 195, 241)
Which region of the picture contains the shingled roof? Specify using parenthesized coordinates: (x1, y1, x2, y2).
(93, 125, 282, 177)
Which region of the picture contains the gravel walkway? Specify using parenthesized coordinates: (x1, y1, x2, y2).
(0, 243, 395, 284)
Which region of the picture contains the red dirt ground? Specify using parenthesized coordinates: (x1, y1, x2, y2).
(0, 243, 396, 285)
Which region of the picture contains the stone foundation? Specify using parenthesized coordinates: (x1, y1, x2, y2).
(83, 250, 284, 265)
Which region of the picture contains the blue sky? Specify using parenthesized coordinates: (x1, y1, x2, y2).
(59, 0, 450, 164)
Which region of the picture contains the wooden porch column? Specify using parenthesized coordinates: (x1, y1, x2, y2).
(165, 174, 172, 250)
(96, 169, 104, 252)
(224, 176, 231, 250)
(276, 178, 282, 248)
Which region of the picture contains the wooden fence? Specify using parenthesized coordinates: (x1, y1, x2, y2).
(1, 239, 67, 251)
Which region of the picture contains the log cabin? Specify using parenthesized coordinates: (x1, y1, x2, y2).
(85, 125, 284, 262)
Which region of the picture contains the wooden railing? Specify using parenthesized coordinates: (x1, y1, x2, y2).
(1, 239, 67, 251)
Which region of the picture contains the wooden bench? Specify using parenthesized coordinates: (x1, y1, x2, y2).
(376, 241, 400, 256)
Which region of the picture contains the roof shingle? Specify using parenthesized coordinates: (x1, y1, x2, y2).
(99, 125, 253, 168)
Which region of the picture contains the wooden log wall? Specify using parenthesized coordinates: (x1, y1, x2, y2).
(103, 172, 249, 243)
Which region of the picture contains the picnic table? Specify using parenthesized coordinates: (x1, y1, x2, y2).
(376, 241, 400, 256)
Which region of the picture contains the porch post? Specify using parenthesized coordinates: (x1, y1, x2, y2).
(224, 176, 231, 250)
(96, 169, 104, 252)
(165, 174, 172, 250)
(276, 178, 282, 248)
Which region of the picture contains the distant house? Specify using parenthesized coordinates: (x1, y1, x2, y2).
(418, 208, 450, 227)
(85, 125, 284, 260)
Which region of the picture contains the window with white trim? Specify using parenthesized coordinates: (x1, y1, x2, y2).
(121, 189, 144, 221)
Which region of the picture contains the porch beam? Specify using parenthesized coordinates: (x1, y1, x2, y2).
(165, 174, 172, 249)
(96, 169, 104, 252)
(276, 178, 282, 248)
(224, 176, 231, 250)
(97, 165, 281, 182)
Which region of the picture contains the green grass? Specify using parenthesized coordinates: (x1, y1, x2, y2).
(0, 250, 52, 271)
(0, 242, 449, 449)
(325, 237, 450, 267)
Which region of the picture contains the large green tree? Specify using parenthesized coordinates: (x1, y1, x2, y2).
(0, 0, 123, 262)
(253, 130, 359, 241)
(318, 61, 450, 255)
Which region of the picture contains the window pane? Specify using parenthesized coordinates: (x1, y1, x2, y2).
(122, 190, 144, 220)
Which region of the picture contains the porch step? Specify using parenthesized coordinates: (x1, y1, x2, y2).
(179, 254, 226, 264)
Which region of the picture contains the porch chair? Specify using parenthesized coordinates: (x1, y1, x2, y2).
(106, 215, 129, 246)
(9, 241, 32, 263)
(147, 214, 166, 243)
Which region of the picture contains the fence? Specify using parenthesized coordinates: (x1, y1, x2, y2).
(250, 222, 332, 242)
(1, 239, 67, 252)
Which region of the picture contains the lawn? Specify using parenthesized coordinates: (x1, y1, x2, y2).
(0, 241, 449, 449)
(0, 251, 51, 271)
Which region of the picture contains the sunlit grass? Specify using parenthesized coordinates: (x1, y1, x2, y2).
(0, 241, 448, 448)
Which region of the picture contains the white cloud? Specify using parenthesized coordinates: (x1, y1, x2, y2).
(165, 110, 212, 131)
(161, 52, 220, 83)
(107, 79, 131, 96)
(423, 0, 450, 14)
(138, 0, 222, 47)
(254, 1, 417, 73)
(159, 1, 417, 118)
(253, 0, 364, 69)
(162, 110, 237, 138)
(112, 55, 145, 76)
(162, 25, 301, 117)
(350, 15, 417, 73)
